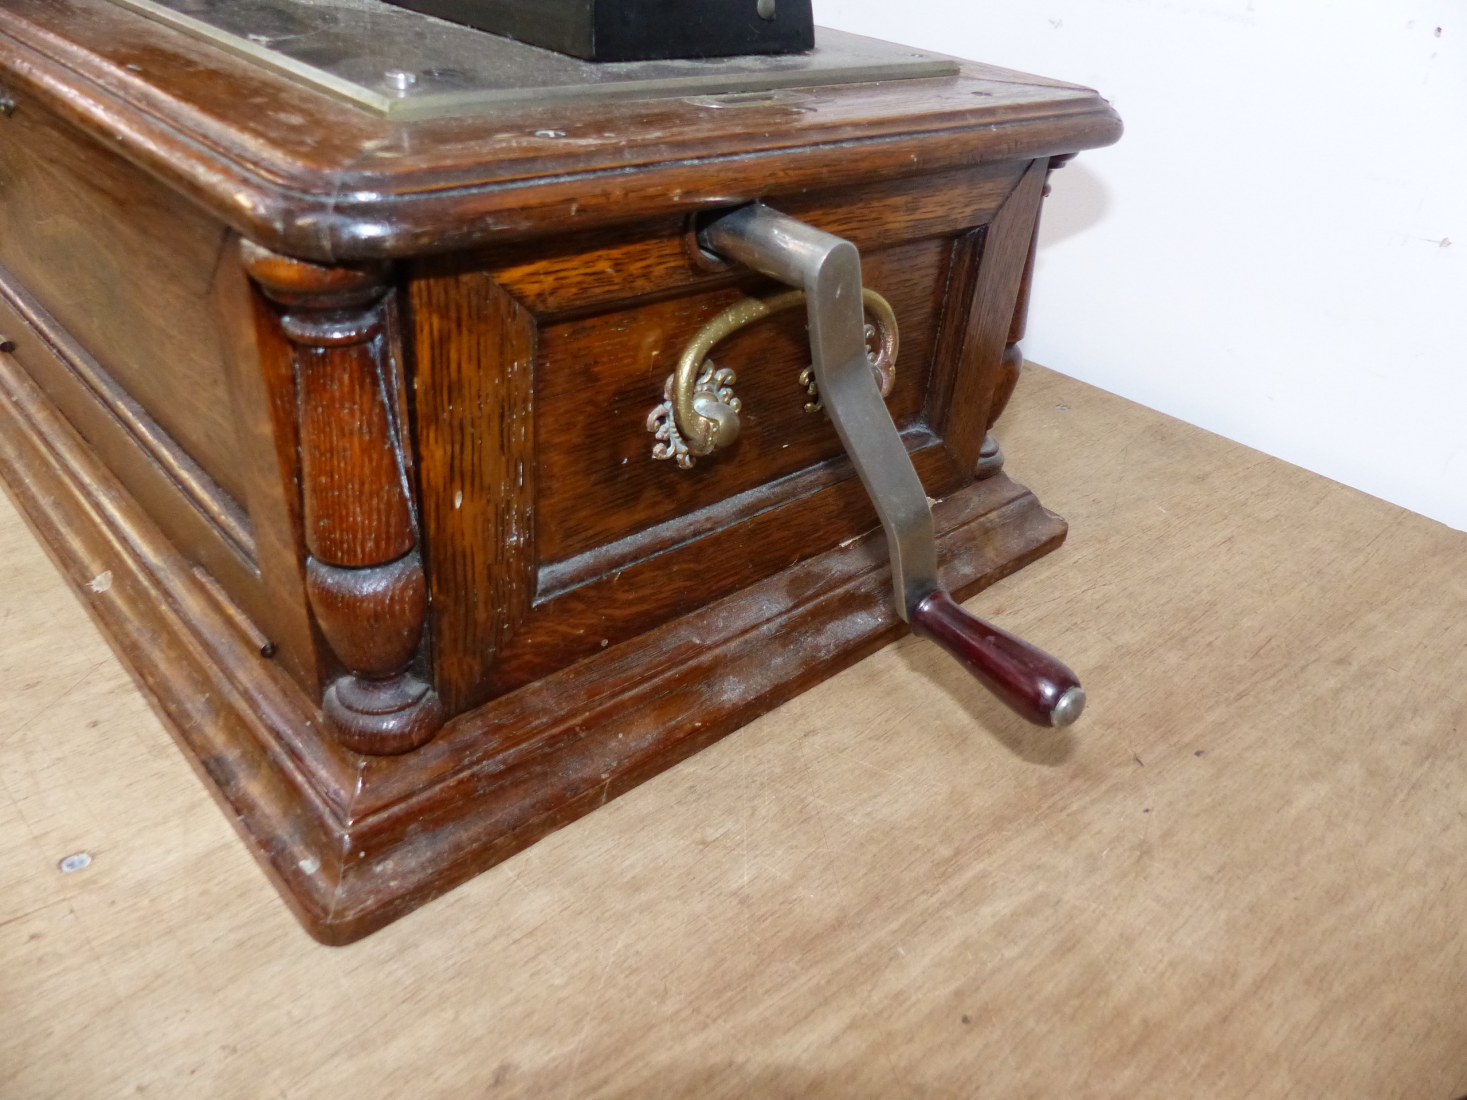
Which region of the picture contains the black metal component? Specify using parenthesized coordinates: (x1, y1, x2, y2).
(379, 0, 815, 63)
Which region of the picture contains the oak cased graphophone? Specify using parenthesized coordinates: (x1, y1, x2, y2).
(0, 0, 1120, 942)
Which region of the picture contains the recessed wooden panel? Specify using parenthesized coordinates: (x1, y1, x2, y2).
(939, 158, 1050, 475)
(485, 435, 960, 698)
(0, 268, 263, 615)
(0, 91, 249, 505)
(534, 237, 953, 565)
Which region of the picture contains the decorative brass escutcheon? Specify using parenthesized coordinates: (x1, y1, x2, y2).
(648, 288, 898, 468)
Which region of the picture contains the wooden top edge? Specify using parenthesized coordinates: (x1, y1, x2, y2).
(0, 0, 1122, 259)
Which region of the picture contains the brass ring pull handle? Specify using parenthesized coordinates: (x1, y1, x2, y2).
(648, 288, 898, 469)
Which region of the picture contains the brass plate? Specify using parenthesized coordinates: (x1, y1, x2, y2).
(108, 0, 960, 120)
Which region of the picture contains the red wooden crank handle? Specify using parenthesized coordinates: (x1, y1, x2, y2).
(909, 590, 1086, 728)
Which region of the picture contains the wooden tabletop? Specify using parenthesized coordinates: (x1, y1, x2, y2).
(3, 363, 1465, 1098)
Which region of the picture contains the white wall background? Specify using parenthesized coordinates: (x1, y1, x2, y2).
(817, 0, 1467, 532)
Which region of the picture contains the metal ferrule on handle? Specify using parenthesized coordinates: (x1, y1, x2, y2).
(698, 204, 1086, 729)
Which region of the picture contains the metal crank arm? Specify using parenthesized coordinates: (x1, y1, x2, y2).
(699, 204, 1086, 728)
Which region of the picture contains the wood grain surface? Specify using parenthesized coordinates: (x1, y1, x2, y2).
(409, 265, 536, 714)
(0, 80, 250, 503)
(401, 157, 1040, 712)
(0, 0, 1120, 260)
(3, 364, 1466, 1098)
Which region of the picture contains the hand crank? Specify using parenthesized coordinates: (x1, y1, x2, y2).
(699, 204, 1086, 728)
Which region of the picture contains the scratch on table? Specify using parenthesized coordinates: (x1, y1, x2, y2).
(60, 896, 158, 1079)
(0, 896, 67, 932)
(559, 921, 635, 1100)
(504, 864, 547, 908)
(0, 657, 112, 749)
(758, 774, 864, 826)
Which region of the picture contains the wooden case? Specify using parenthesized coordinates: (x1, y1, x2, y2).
(0, 0, 1120, 942)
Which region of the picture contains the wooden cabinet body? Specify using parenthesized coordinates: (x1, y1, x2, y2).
(0, 0, 1120, 942)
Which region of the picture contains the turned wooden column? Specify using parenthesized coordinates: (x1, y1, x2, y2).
(241, 242, 444, 755)
(977, 153, 1076, 479)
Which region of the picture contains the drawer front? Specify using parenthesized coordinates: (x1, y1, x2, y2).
(410, 161, 1041, 711)
(534, 234, 952, 564)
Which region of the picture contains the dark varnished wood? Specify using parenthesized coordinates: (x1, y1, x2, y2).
(0, 81, 251, 503)
(242, 243, 444, 754)
(479, 162, 1027, 317)
(485, 435, 962, 700)
(535, 425, 942, 600)
(406, 155, 1049, 709)
(0, 265, 252, 560)
(0, 0, 1119, 937)
(215, 246, 323, 692)
(0, 0, 1119, 261)
(409, 266, 537, 715)
(938, 157, 1050, 477)
(0, 338, 1064, 941)
(0, 262, 282, 659)
(290, 314, 415, 567)
(0, 246, 327, 695)
(534, 236, 953, 564)
(402, 157, 1045, 713)
(924, 227, 985, 432)
(987, 153, 1077, 434)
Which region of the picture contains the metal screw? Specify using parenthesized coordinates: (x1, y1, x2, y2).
(58, 852, 92, 873)
(757, 0, 776, 19)
(384, 69, 417, 92)
(0, 92, 15, 117)
(534, 129, 566, 138)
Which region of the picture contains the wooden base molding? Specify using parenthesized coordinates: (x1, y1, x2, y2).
(0, 345, 1063, 944)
